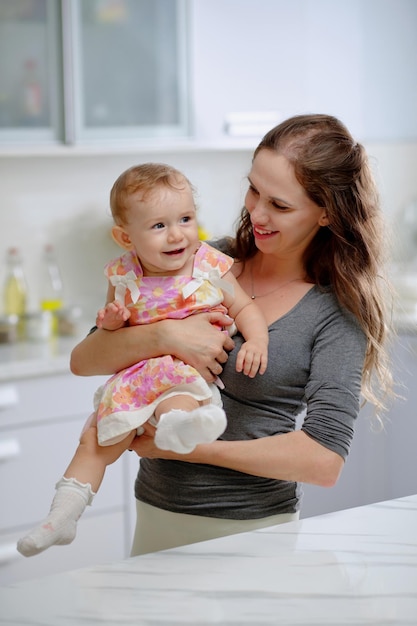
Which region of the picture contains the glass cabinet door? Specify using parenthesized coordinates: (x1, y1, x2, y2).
(0, 0, 63, 144)
(68, 0, 189, 142)
(0, 0, 189, 146)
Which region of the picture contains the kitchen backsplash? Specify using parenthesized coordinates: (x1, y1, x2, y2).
(1, 142, 417, 323)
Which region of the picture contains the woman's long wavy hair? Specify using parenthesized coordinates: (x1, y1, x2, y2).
(229, 114, 394, 415)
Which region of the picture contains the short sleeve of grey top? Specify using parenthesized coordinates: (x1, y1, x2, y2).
(135, 242, 367, 520)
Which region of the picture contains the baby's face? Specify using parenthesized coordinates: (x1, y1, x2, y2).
(121, 181, 200, 276)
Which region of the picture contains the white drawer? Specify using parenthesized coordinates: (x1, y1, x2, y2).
(0, 374, 108, 428)
(0, 510, 127, 585)
(0, 417, 126, 531)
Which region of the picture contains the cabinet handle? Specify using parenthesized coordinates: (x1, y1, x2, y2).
(62, 0, 76, 144)
(0, 438, 21, 462)
(0, 384, 19, 409)
(0, 542, 19, 565)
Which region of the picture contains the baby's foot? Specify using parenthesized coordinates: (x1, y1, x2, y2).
(155, 404, 227, 453)
(17, 477, 94, 557)
(17, 517, 77, 557)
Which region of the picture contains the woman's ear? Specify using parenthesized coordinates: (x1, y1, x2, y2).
(111, 225, 134, 250)
(319, 212, 330, 227)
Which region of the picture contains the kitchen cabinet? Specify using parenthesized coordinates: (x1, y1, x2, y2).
(0, 0, 62, 144)
(0, 0, 189, 146)
(191, 0, 417, 145)
(300, 332, 417, 518)
(0, 366, 139, 585)
(2, 0, 416, 153)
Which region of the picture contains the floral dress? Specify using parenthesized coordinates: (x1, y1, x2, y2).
(95, 242, 234, 446)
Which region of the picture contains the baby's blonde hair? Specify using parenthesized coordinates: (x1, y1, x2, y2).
(110, 162, 195, 225)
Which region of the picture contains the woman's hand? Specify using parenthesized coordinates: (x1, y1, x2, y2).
(129, 422, 187, 460)
(162, 311, 235, 382)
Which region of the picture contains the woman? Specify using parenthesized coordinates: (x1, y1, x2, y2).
(71, 114, 393, 555)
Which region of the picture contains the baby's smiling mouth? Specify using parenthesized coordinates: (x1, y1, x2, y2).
(164, 248, 185, 256)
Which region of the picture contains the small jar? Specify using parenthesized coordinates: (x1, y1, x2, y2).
(56, 306, 83, 337)
(0, 314, 19, 344)
(22, 311, 52, 341)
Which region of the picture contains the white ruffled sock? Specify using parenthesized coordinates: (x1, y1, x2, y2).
(155, 404, 227, 454)
(17, 476, 95, 557)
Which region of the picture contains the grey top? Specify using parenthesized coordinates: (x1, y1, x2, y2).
(135, 248, 367, 519)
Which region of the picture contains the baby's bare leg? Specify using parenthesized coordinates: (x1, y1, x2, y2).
(64, 426, 136, 492)
(155, 395, 200, 421)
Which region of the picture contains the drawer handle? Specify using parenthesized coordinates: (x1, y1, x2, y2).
(0, 542, 19, 565)
(0, 438, 21, 462)
(0, 384, 19, 409)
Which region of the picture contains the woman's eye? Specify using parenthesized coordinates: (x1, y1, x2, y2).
(248, 184, 259, 195)
(272, 202, 288, 210)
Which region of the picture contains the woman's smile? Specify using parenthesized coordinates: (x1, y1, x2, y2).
(252, 224, 278, 240)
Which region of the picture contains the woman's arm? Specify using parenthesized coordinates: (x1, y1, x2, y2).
(130, 425, 344, 488)
(70, 311, 235, 380)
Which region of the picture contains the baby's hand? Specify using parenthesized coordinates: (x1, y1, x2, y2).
(235, 339, 268, 378)
(96, 300, 131, 330)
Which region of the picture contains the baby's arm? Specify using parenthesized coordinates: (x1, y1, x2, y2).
(96, 282, 131, 330)
(222, 273, 269, 378)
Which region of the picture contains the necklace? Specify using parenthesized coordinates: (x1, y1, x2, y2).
(250, 262, 303, 299)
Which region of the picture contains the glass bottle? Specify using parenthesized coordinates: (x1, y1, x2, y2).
(20, 58, 43, 126)
(40, 244, 64, 334)
(3, 247, 27, 317)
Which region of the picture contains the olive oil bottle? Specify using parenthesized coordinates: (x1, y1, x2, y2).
(40, 244, 64, 335)
(3, 247, 27, 317)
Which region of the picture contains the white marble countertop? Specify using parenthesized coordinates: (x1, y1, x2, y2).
(0, 335, 85, 381)
(0, 494, 416, 625)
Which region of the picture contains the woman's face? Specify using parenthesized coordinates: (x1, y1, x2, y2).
(245, 149, 329, 258)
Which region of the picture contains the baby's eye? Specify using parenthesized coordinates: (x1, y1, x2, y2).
(152, 222, 165, 230)
(180, 215, 191, 223)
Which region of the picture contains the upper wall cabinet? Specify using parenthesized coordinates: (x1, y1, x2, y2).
(190, 0, 417, 145)
(0, 0, 415, 151)
(0, 0, 63, 144)
(0, 0, 189, 146)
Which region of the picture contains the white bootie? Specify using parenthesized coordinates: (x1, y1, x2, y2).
(155, 404, 227, 454)
(17, 477, 95, 557)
